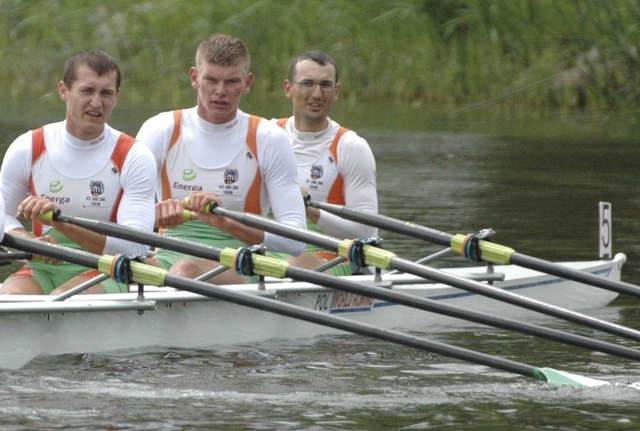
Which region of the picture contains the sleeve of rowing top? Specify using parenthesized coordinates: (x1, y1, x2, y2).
(0, 192, 5, 242)
(103, 140, 157, 257)
(316, 130, 379, 240)
(0, 131, 34, 233)
(256, 121, 307, 256)
(135, 110, 176, 172)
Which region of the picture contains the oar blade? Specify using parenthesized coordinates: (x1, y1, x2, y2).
(535, 367, 609, 388)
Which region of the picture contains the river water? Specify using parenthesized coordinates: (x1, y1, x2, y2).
(0, 120, 639, 430)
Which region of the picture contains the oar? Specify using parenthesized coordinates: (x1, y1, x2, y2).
(0, 250, 32, 264)
(305, 199, 640, 298)
(39, 210, 640, 361)
(0, 232, 612, 387)
(189, 204, 640, 343)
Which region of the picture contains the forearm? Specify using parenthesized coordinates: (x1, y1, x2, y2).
(316, 209, 378, 239)
(50, 220, 106, 254)
(204, 214, 265, 247)
(7, 226, 39, 240)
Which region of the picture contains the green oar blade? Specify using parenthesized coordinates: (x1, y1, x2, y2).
(535, 367, 609, 388)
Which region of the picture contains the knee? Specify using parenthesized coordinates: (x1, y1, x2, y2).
(169, 258, 202, 278)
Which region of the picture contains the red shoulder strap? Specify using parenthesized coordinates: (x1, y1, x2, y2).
(161, 110, 183, 200)
(110, 132, 135, 172)
(327, 127, 349, 205)
(109, 133, 136, 222)
(31, 127, 46, 164)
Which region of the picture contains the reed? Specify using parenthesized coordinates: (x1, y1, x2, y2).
(0, 0, 638, 123)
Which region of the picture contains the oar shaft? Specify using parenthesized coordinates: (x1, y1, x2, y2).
(46, 211, 640, 358)
(306, 200, 453, 245)
(53, 212, 221, 261)
(211, 206, 640, 344)
(0, 233, 540, 382)
(511, 253, 639, 297)
(0, 251, 32, 261)
(389, 257, 640, 342)
(286, 265, 640, 361)
(308, 199, 640, 298)
(2, 234, 100, 268)
(211, 207, 339, 250)
(164, 273, 539, 377)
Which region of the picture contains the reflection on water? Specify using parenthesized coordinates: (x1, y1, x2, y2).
(0, 119, 638, 429)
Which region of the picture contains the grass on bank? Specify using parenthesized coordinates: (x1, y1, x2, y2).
(0, 0, 638, 134)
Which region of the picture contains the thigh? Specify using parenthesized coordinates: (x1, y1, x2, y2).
(0, 275, 45, 294)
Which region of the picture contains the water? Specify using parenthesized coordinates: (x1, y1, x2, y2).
(1, 123, 639, 429)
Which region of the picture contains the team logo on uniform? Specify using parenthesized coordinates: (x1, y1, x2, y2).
(49, 180, 63, 193)
(310, 164, 323, 180)
(246, 151, 253, 160)
(90, 180, 104, 197)
(224, 169, 238, 185)
(182, 168, 197, 181)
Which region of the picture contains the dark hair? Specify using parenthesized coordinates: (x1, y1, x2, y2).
(287, 51, 338, 83)
(195, 33, 250, 72)
(62, 49, 121, 89)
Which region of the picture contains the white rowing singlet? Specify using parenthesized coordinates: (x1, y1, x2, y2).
(161, 110, 263, 214)
(29, 127, 133, 235)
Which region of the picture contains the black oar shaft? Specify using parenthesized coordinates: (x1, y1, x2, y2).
(389, 257, 640, 342)
(164, 273, 539, 377)
(3, 234, 100, 268)
(48, 211, 640, 360)
(1, 233, 539, 381)
(510, 253, 639, 297)
(211, 206, 640, 344)
(307, 200, 453, 244)
(286, 265, 640, 361)
(308, 200, 640, 298)
(54, 212, 222, 261)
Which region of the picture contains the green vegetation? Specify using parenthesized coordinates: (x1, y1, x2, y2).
(0, 0, 638, 132)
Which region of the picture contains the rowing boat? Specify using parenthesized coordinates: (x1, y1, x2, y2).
(0, 252, 625, 370)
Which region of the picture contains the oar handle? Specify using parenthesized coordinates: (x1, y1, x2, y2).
(182, 197, 219, 215)
(37, 210, 57, 223)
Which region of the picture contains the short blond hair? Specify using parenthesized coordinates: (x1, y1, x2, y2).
(195, 33, 250, 72)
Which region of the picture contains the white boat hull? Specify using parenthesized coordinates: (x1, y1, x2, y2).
(0, 253, 626, 369)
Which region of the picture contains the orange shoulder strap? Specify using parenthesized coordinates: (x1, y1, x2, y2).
(327, 127, 349, 205)
(109, 133, 136, 222)
(276, 117, 288, 128)
(161, 110, 183, 200)
(244, 115, 262, 214)
(110, 132, 135, 172)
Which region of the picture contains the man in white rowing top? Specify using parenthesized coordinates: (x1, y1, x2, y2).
(276, 51, 378, 275)
(136, 33, 306, 284)
(0, 49, 157, 295)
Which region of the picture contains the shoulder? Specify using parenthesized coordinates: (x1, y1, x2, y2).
(256, 117, 292, 149)
(136, 110, 181, 139)
(332, 125, 375, 166)
(135, 110, 184, 158)
(127, 139, 156, 163)
(120, 140, 157, 183)
(267, 116, 291, 129)
(334, 124, 371, 152)
(3, 129, 33, 162)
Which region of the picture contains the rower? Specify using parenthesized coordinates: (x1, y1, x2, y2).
(276, 51, 379, 276)
(0, 50, 157, 295)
